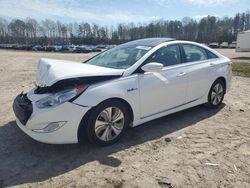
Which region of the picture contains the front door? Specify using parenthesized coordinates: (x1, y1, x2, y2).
(138, 44, 188, 118)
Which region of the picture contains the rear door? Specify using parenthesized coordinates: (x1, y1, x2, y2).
(180, 44, 216, 102)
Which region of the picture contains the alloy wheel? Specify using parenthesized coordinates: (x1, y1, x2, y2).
(94, 107, 125, 142)
(211, 83, 224, 105)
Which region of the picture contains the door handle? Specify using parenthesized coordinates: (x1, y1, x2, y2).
(177, 72, 186, 77)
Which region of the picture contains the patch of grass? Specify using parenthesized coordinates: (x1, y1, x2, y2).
(232, 62, 250, 77)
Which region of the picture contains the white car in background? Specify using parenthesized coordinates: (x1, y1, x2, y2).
(220, 42, 229, 48)
(13, 38, 232, 146)
(229, 41, 237, 48)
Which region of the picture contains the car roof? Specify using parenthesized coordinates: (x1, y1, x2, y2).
(120, 38, 175, 47)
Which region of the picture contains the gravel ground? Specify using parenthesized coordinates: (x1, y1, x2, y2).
(0, 49, 249, 188)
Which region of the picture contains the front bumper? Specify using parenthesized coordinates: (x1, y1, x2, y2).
(13, 93, 33, 125)
(13, 93, 91, 144)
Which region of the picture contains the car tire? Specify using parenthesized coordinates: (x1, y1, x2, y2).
(206, 79, 225, 108)
(85, 100, 129, 146)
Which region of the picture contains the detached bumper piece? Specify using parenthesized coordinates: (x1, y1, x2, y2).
(13, 93, 33, 125)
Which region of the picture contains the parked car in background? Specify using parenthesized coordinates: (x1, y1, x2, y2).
(72, 46, 84, 53)
(12, 44, 21, 50)
(89, 46, 102, 52)
(60, 45, 70, 52)
(68, 45, 76, 52)
(1, 43, 109, 52)
(220, 42, 229, 48)
(32, 45, 43, 51)
(53, 45, 63, 52)
(106, 45, 117, 49)
(13, 38, 232, 146)
(44, 45, 54, 52)
(229, 41, 236, 48)
(73, 46, 92, 53)
(209, 42, 219, 48)
(7, 44, 14, 49)
(96, 44, 107, 49)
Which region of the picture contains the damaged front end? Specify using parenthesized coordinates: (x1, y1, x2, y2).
(34, 75, 121, 94)
(13, 57, 123, 130)
(33, 75, 121, 109)
(13, 93, 33, 125)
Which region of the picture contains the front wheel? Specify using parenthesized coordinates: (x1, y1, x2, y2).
(206, 79, 225, 108)
(85, 100, 129, 146)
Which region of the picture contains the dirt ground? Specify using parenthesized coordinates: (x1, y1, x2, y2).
(0, 49, 249, 188)
(216, 49, 250, 62)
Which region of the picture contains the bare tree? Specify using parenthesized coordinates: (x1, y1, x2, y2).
(1, 10, 250, 45)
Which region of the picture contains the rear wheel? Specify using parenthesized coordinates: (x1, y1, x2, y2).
(206, 79, 225, 108)
(85, 100, 129, 146)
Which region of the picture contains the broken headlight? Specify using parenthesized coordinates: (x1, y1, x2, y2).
(36, 85, 87, 109)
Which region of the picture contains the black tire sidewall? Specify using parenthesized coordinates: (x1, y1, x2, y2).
(85, 100, 129, 146)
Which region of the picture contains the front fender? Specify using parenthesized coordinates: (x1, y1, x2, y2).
(72, 75, 140, 122)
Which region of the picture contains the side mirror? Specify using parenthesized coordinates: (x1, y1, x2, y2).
(141, 62, 163, 73)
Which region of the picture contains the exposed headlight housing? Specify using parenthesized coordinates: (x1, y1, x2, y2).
(36, 85, 87, 109)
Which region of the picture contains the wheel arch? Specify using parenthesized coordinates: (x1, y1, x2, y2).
(77, 97, 134, 143)
(215, 76, 226, 93)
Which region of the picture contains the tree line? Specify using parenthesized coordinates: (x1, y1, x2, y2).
(0, 11, 250, 45)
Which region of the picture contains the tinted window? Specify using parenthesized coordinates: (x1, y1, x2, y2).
(206, 49, 218, 59)
(183, 44, 207, 62)
(145, 45, 181, 67)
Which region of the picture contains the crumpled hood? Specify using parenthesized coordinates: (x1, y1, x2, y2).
(36, 58, 124, 87)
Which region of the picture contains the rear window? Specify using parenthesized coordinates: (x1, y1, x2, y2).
(182, 44, 207, 62)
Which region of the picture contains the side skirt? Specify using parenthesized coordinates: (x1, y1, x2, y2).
(141, 97, 202, 119)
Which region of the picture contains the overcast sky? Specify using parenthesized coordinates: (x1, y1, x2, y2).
(0, 0, 249, 25)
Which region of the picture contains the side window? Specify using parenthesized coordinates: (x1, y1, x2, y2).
(206, 49, 218, 59)
(145, 45, 181, 67)
(182, 44, 207, 62)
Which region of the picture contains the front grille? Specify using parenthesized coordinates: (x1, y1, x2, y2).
(13, 93, 33, 125)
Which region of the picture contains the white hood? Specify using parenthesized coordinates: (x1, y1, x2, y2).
(36, 58, 124, 87)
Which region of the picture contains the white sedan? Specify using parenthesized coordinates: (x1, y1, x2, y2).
(13, 38, 232, 145)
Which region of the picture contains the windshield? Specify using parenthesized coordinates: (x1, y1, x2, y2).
(86, 45, 151, 69)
